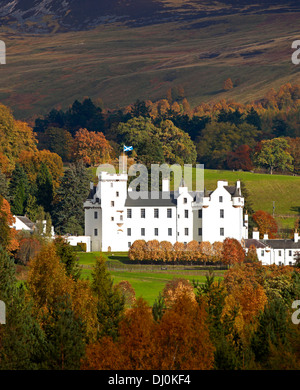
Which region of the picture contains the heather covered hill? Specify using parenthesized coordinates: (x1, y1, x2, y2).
(0, 1, 300, 118)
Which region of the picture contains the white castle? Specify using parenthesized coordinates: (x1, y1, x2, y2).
(84, 171, 248, 252)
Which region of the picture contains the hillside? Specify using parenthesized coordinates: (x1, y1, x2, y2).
(0, 1, 300, 119)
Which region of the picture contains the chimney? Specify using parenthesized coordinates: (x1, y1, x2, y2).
(162, 178, 170, 192)
(252, 227, 260, 240)
(295, 230, 299, 243)
(263, 233, 269, 240)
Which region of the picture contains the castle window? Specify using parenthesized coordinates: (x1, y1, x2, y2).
(154, 209, 159, 218)
(185, 228, 189, 236)
(111, 201, 114, 207)
(168, 228, 172, 236)
(167, 208, 172, 218)
(116, 191, 119, 197)
(289, 250, 292, 257)
(220, 209, 224, 218)
(279, 250, 282, 256)
(141, 228, 145, 236)
(198, 228, 202, 236)
(220, 228, 224, 236)
(219, 196, 223, 203)
(154, 228, 159, 236)
(198, 209, 202, 218)
(128, 242, 131, 248)
(185, 210, 189, 218)
(261, 250, 264, 257)
(94, 211, 98, 219)
(127, 209, 132, 218)
(111, 217, 114, 221)
(120, 215, 123, 221)
(141, 209, 145, 218)
(127, 228, 131, 236)
(183, 198, 187, 204)
(94, 229, 98, 236)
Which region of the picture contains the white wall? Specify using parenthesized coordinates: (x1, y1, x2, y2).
(66, 236, 91, 253)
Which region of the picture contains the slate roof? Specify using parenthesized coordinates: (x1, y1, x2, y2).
(125, 191, 177, 207)
(244, 239, 267, 249)
(264, 239, 300, 250)
(245, 238, 300, 250)
(16, 216, 35, 230)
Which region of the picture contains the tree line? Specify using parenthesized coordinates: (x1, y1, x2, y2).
(31, 83, 300, 174)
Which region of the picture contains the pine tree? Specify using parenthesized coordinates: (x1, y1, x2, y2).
(54, 236, 81, 280)
(53, 162, 91, 235)
(42, 295, 86, 370)
(91, 256, 125, 340)
(9, 163, 29, 215)
(0, 248, 46, 369)
(36, 162, 53, 213)
(0, 169, 9, 200)
(25, 194, 39, 222)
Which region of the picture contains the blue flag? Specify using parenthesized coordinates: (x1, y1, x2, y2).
(124, 145, 133, 152)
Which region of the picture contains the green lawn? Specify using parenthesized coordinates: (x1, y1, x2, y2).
(77, 251, 223, 305)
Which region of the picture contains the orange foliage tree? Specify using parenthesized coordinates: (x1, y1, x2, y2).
(128, 240, 146, 261)
(72, 128, 112, 166)
(252, 210, 278, 239)
(82, 295, 215, 370)
(0, 197, 19, 252)
(18, 149, 63, 190)
(222, 238, 245, 266)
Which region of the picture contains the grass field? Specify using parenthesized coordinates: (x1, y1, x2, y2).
(77, 251, 224, 305)
(1, 9, 300, 120)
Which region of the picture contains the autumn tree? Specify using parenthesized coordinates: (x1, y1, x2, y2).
(18, 149, 63, 190)
(0, 197, 19, 253)
(173, 242, 185, 263)
(14, 232, 42, 266)
(199, 241, 213, 264)
(212, 241, 223, 263)
(162, 278, 195, 309)
(222, 238, 245, 266)
(154, 294, 215, 370)
(115, 281, 136, 307)
(26, 243, 73, 319)
(186, 240, 200, 263)
(72, 128, 112, 166)
(144, 240, 162, 262)
(227, 144, 253, 171)
(252, 210, 278, 239)
(223, 78, 234, 91)
(0, 104, 37, 175)
(160, 240, 173, 263)
(128, 240, 146, 261)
